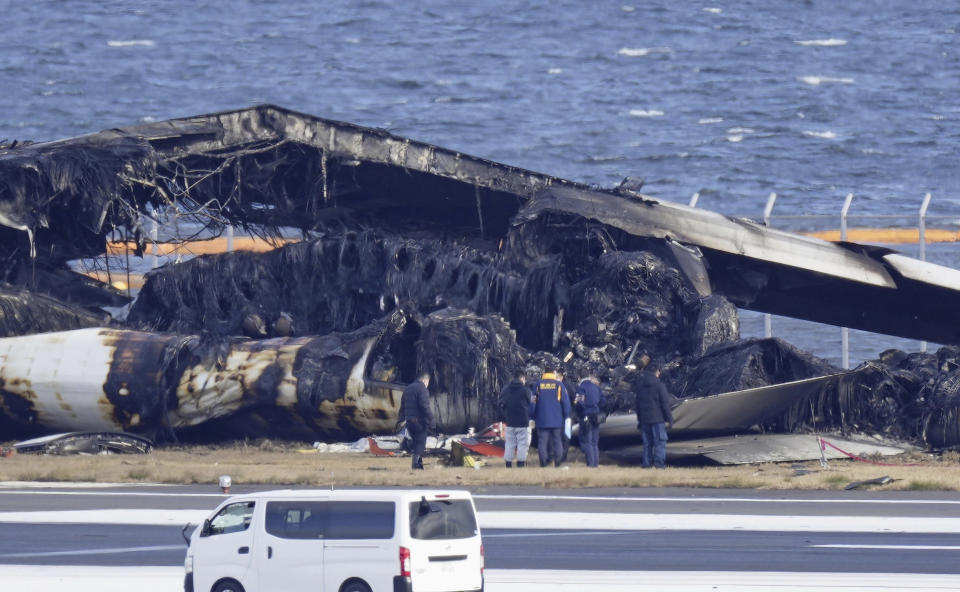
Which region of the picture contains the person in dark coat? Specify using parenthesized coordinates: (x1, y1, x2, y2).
(532, 368, 571, 467)
(575, 376, 606, 468)
(400, 372, 434, 470)
(632, 364, 674, 469)
(499, 370, 533, 467)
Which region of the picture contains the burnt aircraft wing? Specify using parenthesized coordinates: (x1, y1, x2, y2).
(519, 185, 960, 345)
(600, 373, 843, 440)
(597, 373, 913, 465)
(670, 374, 841, 433)
(606, 433, 906, 465)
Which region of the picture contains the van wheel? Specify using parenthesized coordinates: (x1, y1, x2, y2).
(340, 581, 371, 592)
(212, 580, 245, 592)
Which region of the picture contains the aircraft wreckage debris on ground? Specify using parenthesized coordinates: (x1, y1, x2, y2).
(2, 105, 960, 461)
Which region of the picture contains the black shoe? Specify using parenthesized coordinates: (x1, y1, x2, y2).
(505, 461, 513, 468)
(517, 461, 526, 468)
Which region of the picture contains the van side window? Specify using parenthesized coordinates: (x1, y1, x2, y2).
(265, 501, 325, 539)
(409, 500, 478, 540)
(265, 501, 395, 540)
(209, 501, 255, 536)
(325, 501, 395, 540)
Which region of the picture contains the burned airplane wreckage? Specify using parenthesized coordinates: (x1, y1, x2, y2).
(2, 105, 960, 453)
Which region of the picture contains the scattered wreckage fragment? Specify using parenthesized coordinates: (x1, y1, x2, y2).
(13, 431, 153, 455)
(605, 433, 907, 466)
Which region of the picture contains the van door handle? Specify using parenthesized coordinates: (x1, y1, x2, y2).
(238, 546, 249, 554)
(267, 546, 273, 559)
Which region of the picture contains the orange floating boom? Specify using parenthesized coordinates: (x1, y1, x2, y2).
(105, 236, 299, 257)
(805, 228, 960, 244)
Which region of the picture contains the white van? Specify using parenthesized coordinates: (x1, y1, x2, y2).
(184, 489, 484, 592)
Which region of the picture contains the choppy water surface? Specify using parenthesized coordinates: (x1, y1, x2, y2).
(2, 0, 959, 364)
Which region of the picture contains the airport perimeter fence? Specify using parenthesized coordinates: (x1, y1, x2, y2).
(689, 191, 959, 369)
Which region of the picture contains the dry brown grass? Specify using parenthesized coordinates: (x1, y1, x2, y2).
(2, 441, 960, 491)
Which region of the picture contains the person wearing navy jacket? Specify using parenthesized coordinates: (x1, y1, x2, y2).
(632, 363, 675, 469)
(575, 376, 606, 467)
(400, 372, 434, 470)
(532, 368, 571, 467)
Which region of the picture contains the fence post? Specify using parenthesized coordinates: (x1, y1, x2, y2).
(150, 218, 159, 269)
(840, 193, 853, 370)
(763, 193, 777, 338)
(919, 192, 931, 262)
(689, 192, 700, 208)
(919, 192, 932, 353)
(763, 192, 777, 226)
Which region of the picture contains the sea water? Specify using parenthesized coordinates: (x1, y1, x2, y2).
(2, 0, 959, 365)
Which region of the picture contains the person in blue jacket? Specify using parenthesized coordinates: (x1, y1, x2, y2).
(575, 375, 606, 468)
(532, 368, 571, 467)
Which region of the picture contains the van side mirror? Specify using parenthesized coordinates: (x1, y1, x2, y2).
(199, 519, 212, 538)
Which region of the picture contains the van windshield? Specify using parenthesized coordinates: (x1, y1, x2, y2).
(408, 499, 478, 540)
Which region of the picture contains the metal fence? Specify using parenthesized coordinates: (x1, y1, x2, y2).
(689, 191, 955, 369)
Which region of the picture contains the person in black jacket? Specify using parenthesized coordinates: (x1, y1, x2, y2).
(499, 370, 533, 467)
(400, 372, 434, 470)
(632, 364, 674, 469)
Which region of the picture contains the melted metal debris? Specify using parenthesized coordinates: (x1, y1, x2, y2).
(14, 431, 154, 455)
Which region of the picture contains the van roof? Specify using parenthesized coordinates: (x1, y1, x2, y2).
(222, 489, 474, 502)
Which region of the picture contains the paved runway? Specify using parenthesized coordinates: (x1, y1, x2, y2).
(0, 483, 959, 590)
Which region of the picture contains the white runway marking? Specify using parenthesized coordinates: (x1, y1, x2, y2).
(478, 511, 960, 534)
(473, 494, 960, 506)
(0, 509, 210, 525)
(3, 485, 960, 506)
(483, 530, 638, 538)
(0, 566, 957, 592)
(0, 481, 177, 490)
(813, 544, 960, 551)
(0, 489, 224, 497)
(4, 509, 960, 534)
(0, 544, 184, 558)
(488, 570, 960, 591)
